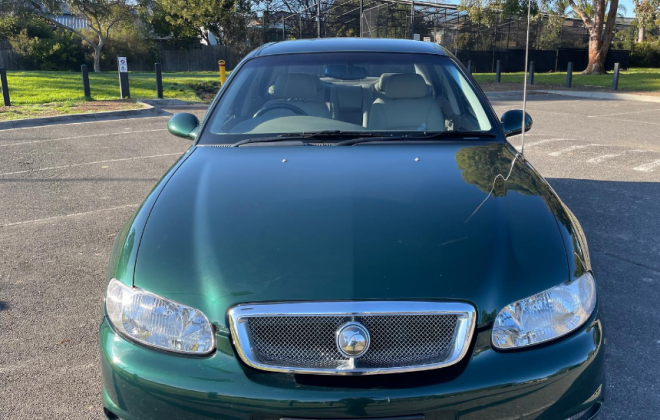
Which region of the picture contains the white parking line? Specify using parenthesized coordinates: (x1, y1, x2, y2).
(548, 144, 601, 157)
(633, 159, 660, 173)
(0, 153, 181, 176)
(587, 150, 645, 164)
(587, 116, 660, 126)
(0, 128, 168, 147)
(510, 138, 574, 151)
(587, 108, 660, 118)
(526, 138, 574, 148)
(1, 204, 139, 228)
(587, 153, 624, 164)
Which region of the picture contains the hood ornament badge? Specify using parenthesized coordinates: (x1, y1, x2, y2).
(336, 322, 370, 358)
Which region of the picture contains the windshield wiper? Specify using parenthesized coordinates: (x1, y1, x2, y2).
(232, 131, 375, 147)
(334, 131, 497, 146)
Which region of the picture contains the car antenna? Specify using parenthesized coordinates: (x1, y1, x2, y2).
(520, 0, 532, 156)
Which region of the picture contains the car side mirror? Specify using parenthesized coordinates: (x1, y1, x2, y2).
(168, 113, 200, 140)
(500, 110, 533, 138)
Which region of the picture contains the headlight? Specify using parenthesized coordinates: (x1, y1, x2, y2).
(105, 279, 215, 355)
(492, 273, 597, 349)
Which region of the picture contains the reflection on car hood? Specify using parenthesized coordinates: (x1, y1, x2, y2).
(134, 143, 568, 328)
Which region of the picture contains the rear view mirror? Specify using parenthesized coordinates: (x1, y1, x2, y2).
(500, 110, 533, 138)
(168, 113, 200, 140)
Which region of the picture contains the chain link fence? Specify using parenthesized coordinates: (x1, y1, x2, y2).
(261, 0, 632, 71)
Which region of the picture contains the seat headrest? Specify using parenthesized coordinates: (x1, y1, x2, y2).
(273, 73, 319, 100)
(376, 73, 428, 99)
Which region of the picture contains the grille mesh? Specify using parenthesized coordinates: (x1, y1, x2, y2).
(248, 316, 350, 367)
(246, 314, 460, 370)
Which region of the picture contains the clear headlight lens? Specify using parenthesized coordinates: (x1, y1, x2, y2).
(492, 273, 597, 349)
(105, 279, 215, 355)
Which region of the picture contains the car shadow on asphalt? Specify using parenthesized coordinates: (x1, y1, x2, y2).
(547, 177, 660, 420)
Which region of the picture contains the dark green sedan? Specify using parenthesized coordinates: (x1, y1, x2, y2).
(101, 38, 604, 420)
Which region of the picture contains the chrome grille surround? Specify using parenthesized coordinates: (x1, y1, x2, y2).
(228, 301, 476, 375)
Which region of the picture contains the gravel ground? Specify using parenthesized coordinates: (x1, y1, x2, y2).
(1, 95, 659, 419)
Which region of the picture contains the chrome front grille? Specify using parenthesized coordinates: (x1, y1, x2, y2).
(248, 316, 347, 368)
(229, 301, 475, 375)
(357, 314, 459, 368)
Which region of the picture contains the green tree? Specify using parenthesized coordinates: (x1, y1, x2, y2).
(155, 0, 254, 47)
(137, 0, 200, 45)
(568, 0, 621, 73)
(5, 0, 134, 72)
(459, 0, 622, 74)
(633, 0, 660, 41)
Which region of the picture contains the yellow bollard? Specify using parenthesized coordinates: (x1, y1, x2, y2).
(218, 60, 226, 86)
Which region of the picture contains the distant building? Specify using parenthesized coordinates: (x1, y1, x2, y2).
(50, 4, 89, 30)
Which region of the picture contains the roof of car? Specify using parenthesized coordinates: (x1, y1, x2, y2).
(251, 38, 449, 57)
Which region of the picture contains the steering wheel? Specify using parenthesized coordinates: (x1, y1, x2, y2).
(254, 103, 308, 118)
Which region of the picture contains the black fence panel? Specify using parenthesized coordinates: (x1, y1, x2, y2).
(459, 48, 630, 73)
(455, 50, 493, 73)
(556, 48, 629, 72)
(556, 49, 588, 71)
(605, 50, 630, 70)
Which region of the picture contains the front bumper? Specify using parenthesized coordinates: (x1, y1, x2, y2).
(100, 311, 604, 420)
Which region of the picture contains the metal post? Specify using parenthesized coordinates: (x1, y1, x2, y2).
(155, 63, 163, 99)
(528, 61, 534, 85)
(410, 0, 414, 40)
(454, 11, 459, 55)
(300, 14, 303, 38)
(117, 57, 130, 99)
(282, 17, 286, 40)
(81, 64, 91, 98)
(467, 60, 472, 74)
(612, 62, 620, 91)
(263, 8, 267, 43)
(218, 60, 227, 85)
(317, 1, 321, 38)
(566, 62, 573, 88)
(496, 60, 501, 83)
(359, 0, 363, 37)
(0, 68, 9, 106)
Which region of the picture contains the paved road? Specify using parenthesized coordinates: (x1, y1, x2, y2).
(1, 95, 659, 419)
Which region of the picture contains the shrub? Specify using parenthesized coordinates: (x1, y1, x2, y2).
(9, 28, 85, 71)
(84, 23, 157, 71)
(630, 41, 660, 68)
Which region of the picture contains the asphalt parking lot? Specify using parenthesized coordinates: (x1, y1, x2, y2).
(1, 94, 660, 419)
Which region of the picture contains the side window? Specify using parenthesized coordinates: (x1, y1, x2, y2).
(444, 65, 492, 131)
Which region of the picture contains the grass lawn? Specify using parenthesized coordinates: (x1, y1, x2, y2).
(473, 68, 660, 92)
(1, 68, 659, 121)
(3, 71, 224, 105)
(0, 101, 145, 122)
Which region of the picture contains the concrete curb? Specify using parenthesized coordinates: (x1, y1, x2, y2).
(484, 90, 527, 97)
(485, 89, 660, 103)
(0, 101, 159, 130)
(538, 90, 660, 102)
(140, 99, 190, 106)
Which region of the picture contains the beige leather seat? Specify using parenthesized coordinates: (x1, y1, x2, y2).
(260, 73, 331, 118)
(367, 73, 444, 131)
(333, 85, 364, 126)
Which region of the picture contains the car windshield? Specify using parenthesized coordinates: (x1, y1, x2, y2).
(201, 52, 495, 144)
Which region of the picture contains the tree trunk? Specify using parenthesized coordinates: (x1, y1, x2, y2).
(93, 36, 105, 73)
(583, 28, 606, 74)
(93, 46, 102, 73)
(638, 25, 646, 43)
(570, 0, 618, 75)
